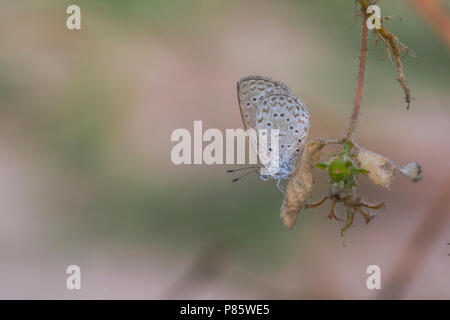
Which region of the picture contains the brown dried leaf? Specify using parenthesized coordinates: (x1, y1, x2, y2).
(357, 148, 396, 189)
(280, 140, 325, 229)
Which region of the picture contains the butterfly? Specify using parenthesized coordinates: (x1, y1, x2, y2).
(230, 76, 311, 193)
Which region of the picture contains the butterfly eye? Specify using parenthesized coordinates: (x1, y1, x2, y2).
(296, 149, 300, 152)
(246, 102, 250, 106)
(252, 97, 257, 102)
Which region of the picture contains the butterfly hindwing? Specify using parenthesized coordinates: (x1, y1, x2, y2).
(256, 94, 310, 164)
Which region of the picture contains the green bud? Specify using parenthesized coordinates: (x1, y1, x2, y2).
(329, 159, 353, 183)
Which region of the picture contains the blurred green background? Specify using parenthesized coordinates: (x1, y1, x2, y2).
(0, 0, 449, 299)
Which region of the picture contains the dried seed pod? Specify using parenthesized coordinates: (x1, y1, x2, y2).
(280, 140, 325, 229)
(399, 161, 423, 183)
(357, 148, 396, 189)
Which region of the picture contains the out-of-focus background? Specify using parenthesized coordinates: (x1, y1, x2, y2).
(0, 0, 449, 299)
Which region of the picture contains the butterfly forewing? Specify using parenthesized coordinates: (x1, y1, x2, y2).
(237, 76, 296, 129)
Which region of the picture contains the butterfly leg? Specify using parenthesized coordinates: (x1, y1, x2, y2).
(276, 179, 286, 195)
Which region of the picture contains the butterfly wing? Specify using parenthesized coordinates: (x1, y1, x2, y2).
(237, 76, 297, 130)
(237, 76, 310, 178)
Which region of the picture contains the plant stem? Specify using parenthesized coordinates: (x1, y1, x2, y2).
(347, 14, 369, 141)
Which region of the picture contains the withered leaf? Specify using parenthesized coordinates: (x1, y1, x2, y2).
(357, 148, 396, 189)
(280, 140, 325, 229)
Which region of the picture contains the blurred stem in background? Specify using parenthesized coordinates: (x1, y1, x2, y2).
(407, 0, 450, 49)
(379, 175, 450, 299)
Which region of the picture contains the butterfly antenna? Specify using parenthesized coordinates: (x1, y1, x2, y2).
(226, 166, 259, 173)
(232, 169, 259, 183)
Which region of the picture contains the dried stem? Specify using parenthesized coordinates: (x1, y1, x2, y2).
(360, 201, 385, 210)
(360, 0, 414, 109)
(347, 13, 369, 141)
(305, 196, 328, 209)
(348, 0, 415, 137)
(375, 27, 413, 109)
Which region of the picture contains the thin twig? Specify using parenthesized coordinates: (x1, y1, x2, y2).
(305, 196, 328, 209)
(375, 28, 413, 109)
(347, 14, 369, 141)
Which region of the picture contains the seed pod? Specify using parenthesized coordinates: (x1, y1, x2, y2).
(399, 161, 423, 183)
(280, 140, 325, 229)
